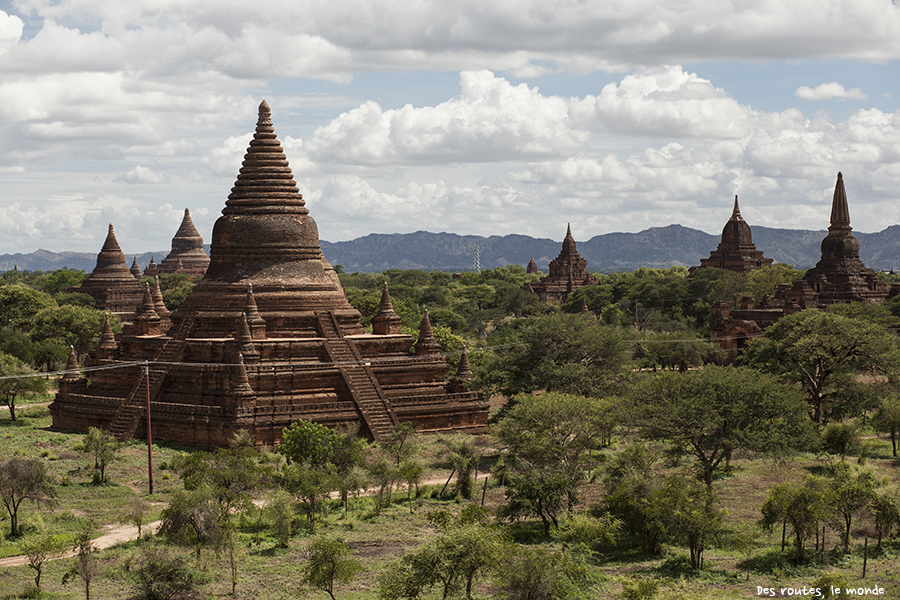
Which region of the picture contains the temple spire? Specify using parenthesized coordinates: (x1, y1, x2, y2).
(414, 309, 442, 356)
(225, 99, 307, 213)
(456, 346, 473, 379)
(372, 282, 402, 335)
(97, 313, 118, 351)
(130, 257, 143, 279)
(731, 195, 744, 221)
(829, 172, 851, 230)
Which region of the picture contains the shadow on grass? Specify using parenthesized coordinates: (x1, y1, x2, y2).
(735, 547, 826, 578)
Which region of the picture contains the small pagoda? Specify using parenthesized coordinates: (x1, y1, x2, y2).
(522, 225, 598, 302)
(52, 100, 488, 449)
(74, 224, 144, 322)
(694, 196, 773, 273)
(157, 208, 210, 277)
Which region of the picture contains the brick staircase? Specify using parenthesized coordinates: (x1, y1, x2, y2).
(317, 311, 398, 442)
(107, 316, 195, 442)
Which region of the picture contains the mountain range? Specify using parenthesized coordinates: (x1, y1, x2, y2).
(3, 225, 900, 274)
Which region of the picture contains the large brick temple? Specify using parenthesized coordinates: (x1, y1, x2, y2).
(51, 100, 488, 449)
(709, 172, 896, 362)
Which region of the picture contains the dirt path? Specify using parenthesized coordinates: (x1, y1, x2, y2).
(0, 470, 490, 569)
(0, 520, 162, 569)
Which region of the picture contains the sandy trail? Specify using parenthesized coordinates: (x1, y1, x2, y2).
(0, 520, 162, 568)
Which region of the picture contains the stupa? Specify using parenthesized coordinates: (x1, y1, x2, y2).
(522, 224, 598, 302)
(709, 173, 894, 362)
(51, 100, 488, 449)
(693, 196, 773, 273)
(74, 224, 144, 322)
(157, 208, 210, 277)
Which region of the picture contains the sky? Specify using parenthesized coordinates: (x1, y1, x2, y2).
(0, 0, 899, 256)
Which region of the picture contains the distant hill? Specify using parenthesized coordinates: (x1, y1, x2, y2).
(4, 226, 900, 274)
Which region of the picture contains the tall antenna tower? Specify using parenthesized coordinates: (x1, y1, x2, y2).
(473, 244, 481, 273)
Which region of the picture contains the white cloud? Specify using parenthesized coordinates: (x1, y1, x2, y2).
(796, 82, 869, 101)
(572, 66, 752, 138)
(0, 10, 23, 54)
(303, 71, 585, 168)
(113, 165, 170, 184)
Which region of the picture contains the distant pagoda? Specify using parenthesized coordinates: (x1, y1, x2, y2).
(157, 208, 210, 277)
(522, 224, 598, 302)
(74, 224, 144, 322)
(52, 100, 487, 449)
(694, 196, 773, 273)
(710, 173, 894, 362)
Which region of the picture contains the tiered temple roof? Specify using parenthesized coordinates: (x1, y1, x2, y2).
(709, 173, 894, 362)
(157, 208, 210, 277)
(74, 224, 144, 322)
(694, 196, 773, 273)
(52, 100, 487, 449)
(522, 224, 598, 302)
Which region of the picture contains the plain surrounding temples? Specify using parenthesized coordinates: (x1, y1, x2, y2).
(522, 224, 598, 302)
(693, 196, 773, 273)
(51, 100, 488, 449)
(709, 173, 895, 362)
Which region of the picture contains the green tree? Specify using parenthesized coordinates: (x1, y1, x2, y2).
(874, 393, 900, 457)
(494, 545, 590, 600)
(0, 284, 56, 330)
(129, 544, 208, 600)
(871, 487, 900, 551)
(478, 313, 631, 398)
(31, 304, 121, 356)
(743, 309, 899, 425)
(760, 478, 828, 564)
(663, 477, 724, 570)
(159, 486, 221, 560)
(0, 457, 56, 537)
(121, 496, 151, 541)
(823, 462, 879, 554)
(21, 531, 67, 590)
(0, 352, 47, 421)
(302, 535, 364, 600)
(602, 445, 670, 556)
(494, 393, 608, 536)
(330, 423, 369, 517)
(63, 520, 99, 600)
(278, 419, 338, 466)
(378, 522, 508, 600)
(821, 422, 860, 460)
(629, 365, 814, 487)
(277, 420, 342, 531)
(281, 463, 335, 533)
(35, 268, 87, 296)
(441, 435, 480, 500)
(82, 426, 122, 484)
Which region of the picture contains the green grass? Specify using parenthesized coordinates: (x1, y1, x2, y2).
(2, 416, 900, 599)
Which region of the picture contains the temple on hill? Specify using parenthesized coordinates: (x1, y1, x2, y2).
(526, 256, 539, 274)
(157, 208, 210, 277)
(522, 225, 598, 302)
(73, 224, 144, 323)
(52, 100, 488, 449)
(710, 173, 896, 362)
(692, 196, 773, 273)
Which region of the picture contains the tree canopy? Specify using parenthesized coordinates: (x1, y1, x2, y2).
(628, 365, 815, 486)
(742, 309, 900, 425)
